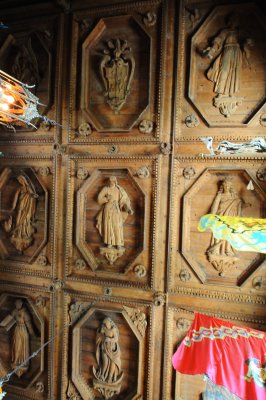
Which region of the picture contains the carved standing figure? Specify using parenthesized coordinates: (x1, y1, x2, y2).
(3, 299, 35, 377)
(3, 174, 38, 253)
(94, 318, 122, 383)
(203, 13, 253, 117)
(206, 178, 245, 274)
(96, 176, 133, 250)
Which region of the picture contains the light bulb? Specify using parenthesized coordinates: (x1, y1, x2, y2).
(6, 95, 14, 103)
(0, 103, 9, 111)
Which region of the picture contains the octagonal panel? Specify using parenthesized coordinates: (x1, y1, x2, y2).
(72, 307, 144, 399)
(0, 167, 48, 264)
(81, 15, 151, 132)
(76, 169, 146, 274)
(182, 168, 266, 285)
(189, 3, 266, 126)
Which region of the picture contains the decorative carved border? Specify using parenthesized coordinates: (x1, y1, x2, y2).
(65, 155, 160, 290)
(169, 285, 266, 305)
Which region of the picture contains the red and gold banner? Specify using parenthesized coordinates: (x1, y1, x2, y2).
(172, 313, 266, 400)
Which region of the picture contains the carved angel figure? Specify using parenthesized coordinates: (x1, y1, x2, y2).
(203, 13, 253, 98)
(207, 179, 244, 264)
(94, 318, 122, 383)
(96, 176, 133, 250)
(3, 174, 38, 253)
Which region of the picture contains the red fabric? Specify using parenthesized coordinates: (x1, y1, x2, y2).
(172, 313, 266, 400)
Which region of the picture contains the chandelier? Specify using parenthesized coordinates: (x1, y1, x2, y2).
(0, 69, 51, 130)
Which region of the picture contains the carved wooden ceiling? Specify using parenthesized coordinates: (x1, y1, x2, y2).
(0, 0, 265, 399)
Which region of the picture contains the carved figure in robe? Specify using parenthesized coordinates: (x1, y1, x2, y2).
(0, 299, 35, 377)
(3, 174, 38, 253)
(206, 179, 245, 274)
(96, 176, 133, 250)
(203, 13, 252, 98)
(94, 318, 122, 383)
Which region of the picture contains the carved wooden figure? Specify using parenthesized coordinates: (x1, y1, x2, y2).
(206, 178, 247, 275)
(93, 317, 123, 399)
(203, 12, 253, 117)
(0, 299, 35, 377)
(2, 174, 38, 253)
(96, 176, 133, 264)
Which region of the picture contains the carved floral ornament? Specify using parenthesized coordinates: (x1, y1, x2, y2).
(100, 38, 135, 114)
(123, 306, 147, 337)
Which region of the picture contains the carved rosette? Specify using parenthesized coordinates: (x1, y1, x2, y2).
(185, 114, 199, 128)
(256, 167, 266, 181)
(76, 168, 89, 180)
(143, 12, 157, 27)
(78, 122, 92, 136)
(100, 39, 135, 114)
(134, 264, 147, 278)
(179, 269, 191, 282)
(74, 258, 87, 270)
(139, 119, 154, 134)
(183, 167, 196, 180)
(136, 167, 150, 179)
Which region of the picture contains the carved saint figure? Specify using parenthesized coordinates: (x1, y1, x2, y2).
(206, 179, 245, 273)
(96, 176, 133, 250)
(3, 174, 38, 253)
(0, 299, 35, 377)
(94, 318, 122, 383)
(203, 13, 253, 117)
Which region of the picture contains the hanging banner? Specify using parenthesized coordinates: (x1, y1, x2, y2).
(172, 313, 266, 400)
(198, 214, 266, 253)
